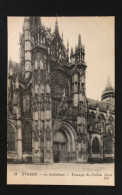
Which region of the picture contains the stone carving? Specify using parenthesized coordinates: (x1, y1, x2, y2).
(50, 71, 69, 98)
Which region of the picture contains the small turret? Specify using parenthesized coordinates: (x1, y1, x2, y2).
(101, 76, 115, 105)
(55, 17, 59, 34)
(73, 35, 86, 65)
(78, 34, 82, 48)
(70, 47, 73, 56)
(82, 44, 85, 62)
(70, 48, 75, 64)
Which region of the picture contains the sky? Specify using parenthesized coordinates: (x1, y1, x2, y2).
(8, 17, 115, 100)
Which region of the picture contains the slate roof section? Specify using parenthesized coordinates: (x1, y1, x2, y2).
(87, 98, 115, 113)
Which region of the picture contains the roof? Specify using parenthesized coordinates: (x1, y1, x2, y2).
(87, 98, 115, 113)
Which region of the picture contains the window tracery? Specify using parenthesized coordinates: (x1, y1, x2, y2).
(50, 71, 70, 98)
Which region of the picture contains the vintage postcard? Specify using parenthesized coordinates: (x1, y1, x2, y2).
(7, 16, 115, 185)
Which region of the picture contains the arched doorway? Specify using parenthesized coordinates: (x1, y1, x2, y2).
(92, 137, 99, 154)
(7, 123, 16, 152)
(53, 130, 67, 162)
(53, 120, 76, 163)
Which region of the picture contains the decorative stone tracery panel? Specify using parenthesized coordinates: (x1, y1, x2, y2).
(50, 71, 70, 98)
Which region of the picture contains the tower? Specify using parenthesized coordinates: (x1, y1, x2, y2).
(101, 76, 115, 105)
(71, 34, 88, 163)
(30, 17, 53, 163)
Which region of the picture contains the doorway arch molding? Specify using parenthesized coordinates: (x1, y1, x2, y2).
(53, 120, 77, 151)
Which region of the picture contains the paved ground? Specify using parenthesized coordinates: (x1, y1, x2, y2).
(7, 163, 114, 185)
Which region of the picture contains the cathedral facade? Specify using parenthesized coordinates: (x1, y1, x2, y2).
(7, 17, 115, 163)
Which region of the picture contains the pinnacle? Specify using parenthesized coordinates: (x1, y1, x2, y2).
(55, 17, 59, 33)
(78, 34, 82, 48)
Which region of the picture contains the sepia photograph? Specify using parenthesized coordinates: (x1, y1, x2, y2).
(7, 16, 115, 185)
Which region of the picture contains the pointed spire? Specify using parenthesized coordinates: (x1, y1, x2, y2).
(107, 76, 112, 88)
(55, 17, 59, 34)
(82, 44, 85, 51)
(105, 76, 113, 91)
(70, 47, 73, 57)
(78, 34, 82, 48)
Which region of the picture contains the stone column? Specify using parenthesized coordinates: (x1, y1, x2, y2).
(50, 96, 54, 163)
(100, 135, 104, 159)
(17, 120, 23, 162)
(43, 104, 47, 163)
(103, 139, 105, 159)
(49, 119, 54, 163)
(89, 133, 92, 159)
(76, 139, 82, 163)
(38, 102, 41, 162)
(81, 140, 84, 163)
(43, 132, 47, 163)
(15, 84, 23, 162)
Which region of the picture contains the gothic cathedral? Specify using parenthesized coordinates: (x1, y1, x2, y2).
(7, 17, 115, 163)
